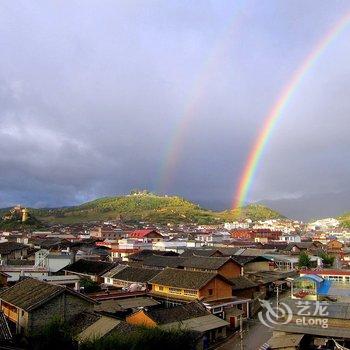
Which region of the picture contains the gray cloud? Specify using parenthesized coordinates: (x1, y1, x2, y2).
(0, 0, 349, 218)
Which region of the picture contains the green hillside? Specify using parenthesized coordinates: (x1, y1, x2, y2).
(0, 207, 44, 230)
(22, 193, 284, 225)
(338, 212, 350, 228)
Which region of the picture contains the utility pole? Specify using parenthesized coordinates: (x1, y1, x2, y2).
(240, 314, 243, 350)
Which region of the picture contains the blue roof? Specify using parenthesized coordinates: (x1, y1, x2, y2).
(297, 274, 324, 284)
(317, 279, 332, 295)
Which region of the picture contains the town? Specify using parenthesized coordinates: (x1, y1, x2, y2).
(0, 203, 348, 349)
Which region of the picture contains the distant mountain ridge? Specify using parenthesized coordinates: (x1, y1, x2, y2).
(257, 191, 350, 222)
(0, 193, 285, 225)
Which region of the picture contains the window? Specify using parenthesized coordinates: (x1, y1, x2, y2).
(158, 286, 164, 291)
(169, 287, 182, 294)
(213, 307, 222, 313)
(208, 289, 213, 296)
(184, 289, 197, 296)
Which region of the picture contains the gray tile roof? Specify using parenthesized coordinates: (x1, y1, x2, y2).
(140, 255, 185, 268)
(133, 254, 239, 271)
(149, 268, 220, 289)
(229, 276, 258, 290)
(181, 256, 234, 270)
(144, 302, 208, 325)
(63, 259, 115, 276)
(0, 242, 27, 255)
(0, 278, 96, 311)
(109, 266, 161, 283)
(231, 255, 269, 265)
(180, 249, 222, 258)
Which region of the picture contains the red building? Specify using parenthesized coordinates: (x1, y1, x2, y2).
(230, 229, 281, 241)
(127, 229, 163, 242)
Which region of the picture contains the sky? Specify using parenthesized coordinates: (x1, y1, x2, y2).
(0, 0, 350, 220)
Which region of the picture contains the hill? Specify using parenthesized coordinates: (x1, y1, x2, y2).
(20, 193, 284, 225)
(0, 206, 44, 230)
(338, 212, 350, 228)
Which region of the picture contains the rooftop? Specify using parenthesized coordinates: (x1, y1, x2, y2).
(0, 242, 28, 255)
(142, 302, 208, 325)
(63, 259, 115, 276)
(149, 267, 228, 290)
(107, 265, 161, 283)
(0, 278, 96, 311)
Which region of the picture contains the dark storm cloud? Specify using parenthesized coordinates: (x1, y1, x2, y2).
(0, 0, 350, 218)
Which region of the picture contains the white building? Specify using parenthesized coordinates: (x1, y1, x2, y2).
(280, 234, 301, 243)
(35, 249, 74, 273)
(224, 221, 250, 230)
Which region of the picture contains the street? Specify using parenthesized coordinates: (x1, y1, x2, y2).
(217, 292, 288, 350)
(217, 317, 272, 350)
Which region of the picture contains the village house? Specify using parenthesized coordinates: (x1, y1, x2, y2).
(127, 229, 163, 243)
(180, 248, 224, 258)
(0, 278, 97, 335)
(77, 314, 135, 343)
(128, 253, 243, 278)
(0, 242, 28, 263)
(90, 226, 124, 240)
(126, 302, 229, 348)
(103, 265, 160, 289)
(130, 254, 185, 269)
(326, 239, 343, 255)
(149, 267, 233, 305)
(63, 259, 115, 283)
(284, 242, 318, 254)
(94, 297, 160, 317)
(128, 249, 179, 261)
(231, 255, 274, 273)
(181, 256, 242, 278)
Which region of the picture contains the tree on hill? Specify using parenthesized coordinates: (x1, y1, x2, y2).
(298, 251, 311, 269)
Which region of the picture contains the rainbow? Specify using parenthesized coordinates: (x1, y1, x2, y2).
(232, 12, 350, 211)
(158, 8, 244, 193)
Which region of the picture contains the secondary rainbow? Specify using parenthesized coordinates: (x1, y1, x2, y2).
(233, 12, 350, 210)
(158, 7, 244, 193)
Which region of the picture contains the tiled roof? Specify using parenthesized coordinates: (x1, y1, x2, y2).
(128, 230, 162, 238)
(128, 250, 178, 261)
(63, 259, 115, 276)
(0, 242, 27, 255)
(109, 266, 161, 283)
(181, 256, 234, 270)
(149, 268, 220, 289)
(69, 311, 102, 334)
(229, 276, 258, 290)
(144, 302, 208, 325)
(180, 249, 222, 258)
(134, 254, 239, 271)
(215, 247, 243, 256)
(285, 242, 316, 250)
(231, 255, 269, 265)
(0, 278, 96, 311)
(140, 255, 185, 268)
